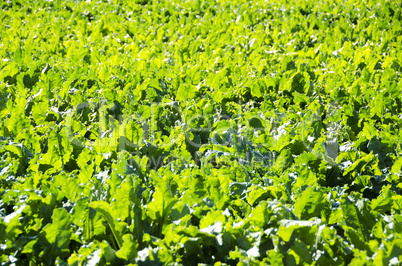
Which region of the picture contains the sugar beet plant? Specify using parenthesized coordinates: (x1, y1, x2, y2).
(1, 0, 402, 265)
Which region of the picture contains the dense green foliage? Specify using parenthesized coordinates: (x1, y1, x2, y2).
(1, 0, 402, 264)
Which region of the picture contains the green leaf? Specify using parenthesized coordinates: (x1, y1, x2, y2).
(14, 47, 23, 64)
(147, 176, 178, 236)
(115, 234, 137, 262)
(247, 201, 269, 228)
(371, 94, 384, 117)
(371, 196, 393, 213)
(294, 187, 327, 220)
(199, 211, 225, 230)
(362, 122, 378, 140)
(42, 208, 73, 253)
(176, 84, 197, 101)
(273, 149, 293, 174)
(100, 240, 118, 263)
(277, 219, 321, 242)
(251, 82, 264, 98)
(391, 157, 402, 174)
(340, 196, 365, 241)
(89, 201, 123, 249)
(247, 186, 269, 206)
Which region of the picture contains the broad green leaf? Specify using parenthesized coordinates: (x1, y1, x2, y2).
(277, 219, 321, 242)
(176, 84, 197, 101)
(342, 225, 367, 250)
(391, 157, 402, 174)
(371, 196, 393, 213)
(273, 149, 293, 174)
(248, 201, 269, 228)
(89, 201, 123, 249)
(147, 178, 178, 224)
(247, 186, 269, 206)
(115, 234, 137, 262)
(294, 187, 327, 220)
(362, 122, 378, 140)
(43, 208, 73, 252)
(14, 47, 23, 64)
(251, 82, 264, 98)
(340, 196, 365, 241)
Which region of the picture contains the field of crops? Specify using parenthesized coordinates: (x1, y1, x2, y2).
(1, 0, 402, 264)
